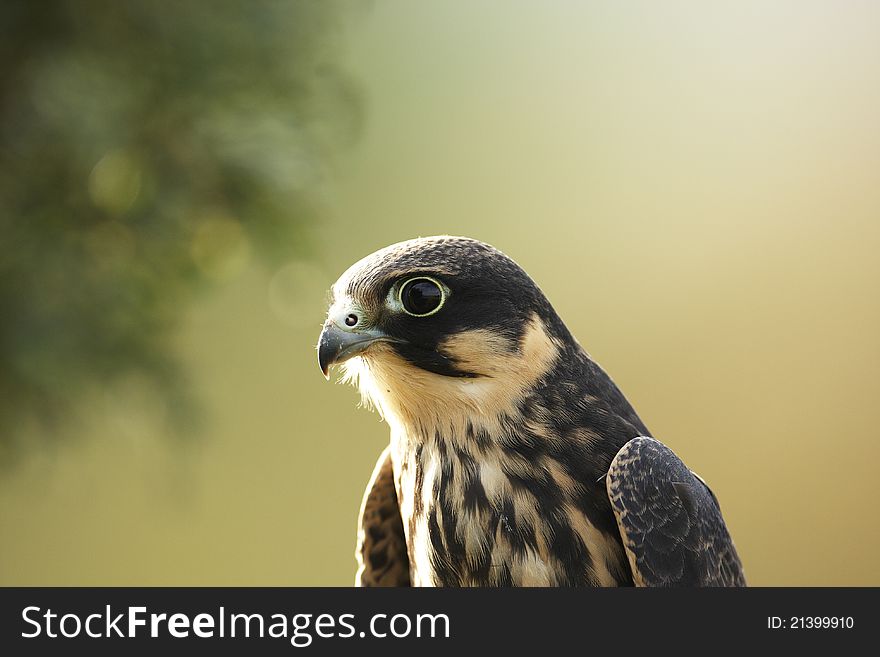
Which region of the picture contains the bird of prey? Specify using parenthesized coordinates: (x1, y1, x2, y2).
(317, 236, 745, 587)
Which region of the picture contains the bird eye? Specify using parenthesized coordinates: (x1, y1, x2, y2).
(399, 277, 445, 317)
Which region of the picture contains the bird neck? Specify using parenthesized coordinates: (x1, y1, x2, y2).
(344, 313, 564, 443)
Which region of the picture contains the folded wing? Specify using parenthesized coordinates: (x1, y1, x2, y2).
(606, 437, 746, 587)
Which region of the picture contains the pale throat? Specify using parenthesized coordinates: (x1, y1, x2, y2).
(340, 313, 561, 446)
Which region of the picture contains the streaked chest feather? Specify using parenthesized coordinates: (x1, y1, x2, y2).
(391, 430, 630, 587)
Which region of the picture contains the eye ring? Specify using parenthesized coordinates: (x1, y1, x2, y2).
(397, 276, 446, 317)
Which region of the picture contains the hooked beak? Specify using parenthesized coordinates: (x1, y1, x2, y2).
(317, 321, 397, 379)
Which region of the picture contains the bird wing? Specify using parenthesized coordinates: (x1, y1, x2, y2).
(606, 437, 746, 586)
(355, 446, 411, 586)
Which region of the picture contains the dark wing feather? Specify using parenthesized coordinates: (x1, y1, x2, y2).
(355, 446, 411, 587)
(606, 437, 746, 587)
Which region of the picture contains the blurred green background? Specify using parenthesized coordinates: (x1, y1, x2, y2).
(2, 1, 879, 586)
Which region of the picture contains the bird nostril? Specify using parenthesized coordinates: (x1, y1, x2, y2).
(345, 313, 359, 327)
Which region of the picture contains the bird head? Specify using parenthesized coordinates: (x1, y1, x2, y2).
(317, 236, 568, 431)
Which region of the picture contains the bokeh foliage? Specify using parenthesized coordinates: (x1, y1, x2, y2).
(0, 1, 361, 461)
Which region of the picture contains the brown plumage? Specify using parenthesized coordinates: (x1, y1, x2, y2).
(318, 236, 745, 587)
(355, 447, 410, 587)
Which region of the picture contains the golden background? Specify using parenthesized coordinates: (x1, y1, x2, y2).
(2, 1, 879, 586)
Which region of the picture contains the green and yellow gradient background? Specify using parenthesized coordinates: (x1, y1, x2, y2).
(2, 1, 879, 585)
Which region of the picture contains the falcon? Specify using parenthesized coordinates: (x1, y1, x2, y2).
(317, 236, 745, 587)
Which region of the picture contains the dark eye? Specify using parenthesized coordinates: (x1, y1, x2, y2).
(399, 277, 445, 316)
